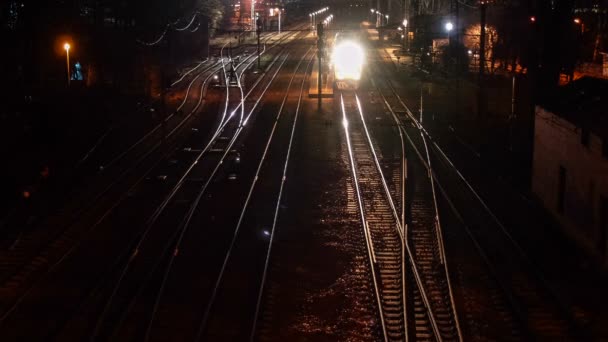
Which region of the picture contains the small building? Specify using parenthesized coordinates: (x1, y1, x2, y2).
(532, 77, 608, 266)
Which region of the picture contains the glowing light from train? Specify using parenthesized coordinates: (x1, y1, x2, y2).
(332, 41, 365, 81)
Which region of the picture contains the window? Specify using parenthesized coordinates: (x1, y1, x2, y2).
(557, 165, 566, 214)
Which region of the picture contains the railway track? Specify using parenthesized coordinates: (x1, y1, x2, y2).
(197, 46, 315, 342)
(59, 30, 313, 341)
(78, 50, 293, 341)
(369, 61, 583, 340)
(366, 78, 463, 342)
(0, 25, 310, 340)
(340, 92, 406, 341)
(341, 89, 464, 341)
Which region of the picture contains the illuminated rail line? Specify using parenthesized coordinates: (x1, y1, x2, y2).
(0, 25, 308, 336)
(82, 27, 312, 341)
(370, 58, 582, 339)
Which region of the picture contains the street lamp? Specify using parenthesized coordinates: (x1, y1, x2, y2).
(402, 19, 408, 50)
(445, 22, 453, 46)
(445, 22, 453, 68)
(574, 18, 584, 33)
(63, 42, 71, 86)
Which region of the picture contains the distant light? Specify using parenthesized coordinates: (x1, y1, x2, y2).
(403, 19, 408, 27)
(371, 9, 375, 13)
(467, 50, 472, 55)
(445, 22, 453, 32)
(263, 230, 270, 236)
(530, 16, 536, 23)
(64, 43, 71, 51)
(385, 14, 389, 19)
(574, 18, 581, 24)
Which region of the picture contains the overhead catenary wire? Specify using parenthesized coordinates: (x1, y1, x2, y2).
(136, 11, 203, 46)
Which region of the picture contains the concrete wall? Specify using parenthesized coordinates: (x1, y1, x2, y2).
(532, 106, 608, 265)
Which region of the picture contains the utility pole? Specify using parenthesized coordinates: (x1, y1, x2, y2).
(257, 17, 262, 70)
(478, 0, 488, 157)
(317, 22, 324, 109)
(479, 1, 486, 79)
(509, 74, 516, 151)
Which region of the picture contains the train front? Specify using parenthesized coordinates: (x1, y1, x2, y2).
(331, 40, 365, 90)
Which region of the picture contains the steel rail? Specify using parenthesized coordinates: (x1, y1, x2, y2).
(194, 47, 313, 341)
(99, 51, 288, 341)
(353, 93, 408, 339)
(383, 77, 584, 339)
(339, 93, 389, 342)
(0, 64, 220, 326)
(99, 60, 221, 172)
(146, 47, 312, 342)
(171, 58, 209, 87)
(371, 75, 464, 341)
(91, 51, 292, 341)
(89, 51, 289, 340)
(99, 26, 290, 172)
(248, 50, 315, 342)
(352, 92, 447, 341)
(0, 27, 302, 330)
(375, 79, 531, 340)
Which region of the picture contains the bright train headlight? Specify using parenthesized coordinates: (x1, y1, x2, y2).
(332, 41, 364, 81)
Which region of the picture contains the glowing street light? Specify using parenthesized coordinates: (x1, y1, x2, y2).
(63, 42, 71, 86)
(445, 22, 454, 50)
(574, 18, 584, 33)
(401, 19, 408, 50)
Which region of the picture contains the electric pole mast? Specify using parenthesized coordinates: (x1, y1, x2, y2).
(317, 22, 324, 109)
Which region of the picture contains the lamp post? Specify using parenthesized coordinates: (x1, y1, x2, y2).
(574, 18, 584, 34)
(403, 19, 408, 51)
(445, 22, 453, 44)
(278, 8, 281, 34)
(63, 43, 71, 86)
(445, 22, 453, 67)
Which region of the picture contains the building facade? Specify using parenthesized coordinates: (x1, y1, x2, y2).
(532, 78, 608, 266)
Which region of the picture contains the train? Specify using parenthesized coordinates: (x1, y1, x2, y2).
(331, 32, 365, 90)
